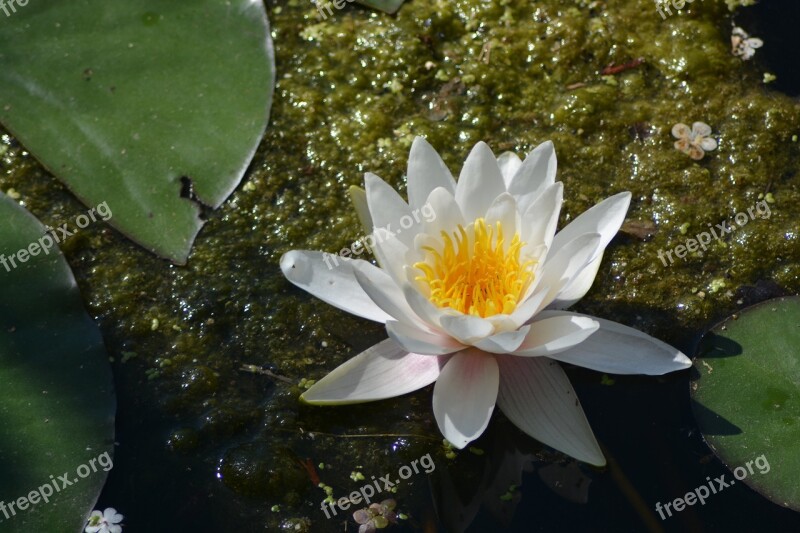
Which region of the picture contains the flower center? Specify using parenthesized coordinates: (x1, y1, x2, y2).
(414, 218, 535, 318)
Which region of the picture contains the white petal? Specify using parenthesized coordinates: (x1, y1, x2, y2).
(484, 192, 518, 237)
(422, 186, 465, 240)
(301, 339, 447, 404)
(371, 230, 410, 285)
(507, 140, 557, 214)
(402, 280, 448, 329)
(546, 253, 603, 310)
(280, 250, 391, 323)
(747, 37, 763, 49)
(365, 172, 415, 248)
(732, 26, 748, 39)
(497, 151, 523, 188)
(496, 356, 605, 466)
(520, 182, 563, 250)
(529, 233, 602, 309)
(691, 122, 712, 137)
(407, 137, 457, 210)
(85, 528, 101, 533)
(543, 312, 692, 375)
(508, 288, 550, 328)
(432, 350, 499, 448)
(671, 123, 690, 139)
(550, 191, 631, 261)
(386, 320, 466, 355)
(352, 262, 427, 329)
(484, 313, 522, 333)
(455, 142, 506, 221)
(349, 185, 373, 234)
(473, 325, 531, 354)
(406, 231, 441, 269)
(699, 137, 717, 151)
(544, 192, 630, 307)
(512, 313, 598, 356)
(439, 314, 495, 344)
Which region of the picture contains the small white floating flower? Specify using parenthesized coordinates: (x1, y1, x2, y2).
(85, 507, 124, 533)
(731, 26, 763, 60)
(281, 137, 691, 466)
(672, 122, 718, 160)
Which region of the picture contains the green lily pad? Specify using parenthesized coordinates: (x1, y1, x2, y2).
(691, 296, 800, 511)
(0, 193, 115, 531)
(0, 0, 274, 263)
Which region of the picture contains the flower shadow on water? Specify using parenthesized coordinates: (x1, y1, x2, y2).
(429, 419, 592, 533)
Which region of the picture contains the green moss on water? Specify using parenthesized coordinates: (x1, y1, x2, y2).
(1, 0, 799, 529)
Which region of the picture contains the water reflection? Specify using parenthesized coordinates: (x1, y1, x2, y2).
(429, 419, 592, 532)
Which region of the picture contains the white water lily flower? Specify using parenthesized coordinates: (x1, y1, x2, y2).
(85, 507, 124, 533)
(281, 138, 691, 466)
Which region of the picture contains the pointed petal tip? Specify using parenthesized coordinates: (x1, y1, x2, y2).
(446, 436, 470, 449)
(411, 135, 430, 148)
(585, 452, 607, 467)
(298, 392, 312, 405)
(364, 171, 381, 186)
(279, 250, 301, 277)
(676, 352, 693, 369)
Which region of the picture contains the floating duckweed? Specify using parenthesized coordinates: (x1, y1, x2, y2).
(298, 377, 317, 389)
(601, 75, 618, 86)
(442, 439, 457, 460)
(499, 483, 518, 501)
(709, 278, 727, 293)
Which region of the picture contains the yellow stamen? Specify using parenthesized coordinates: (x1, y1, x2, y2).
(414, 218, 535, 318)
